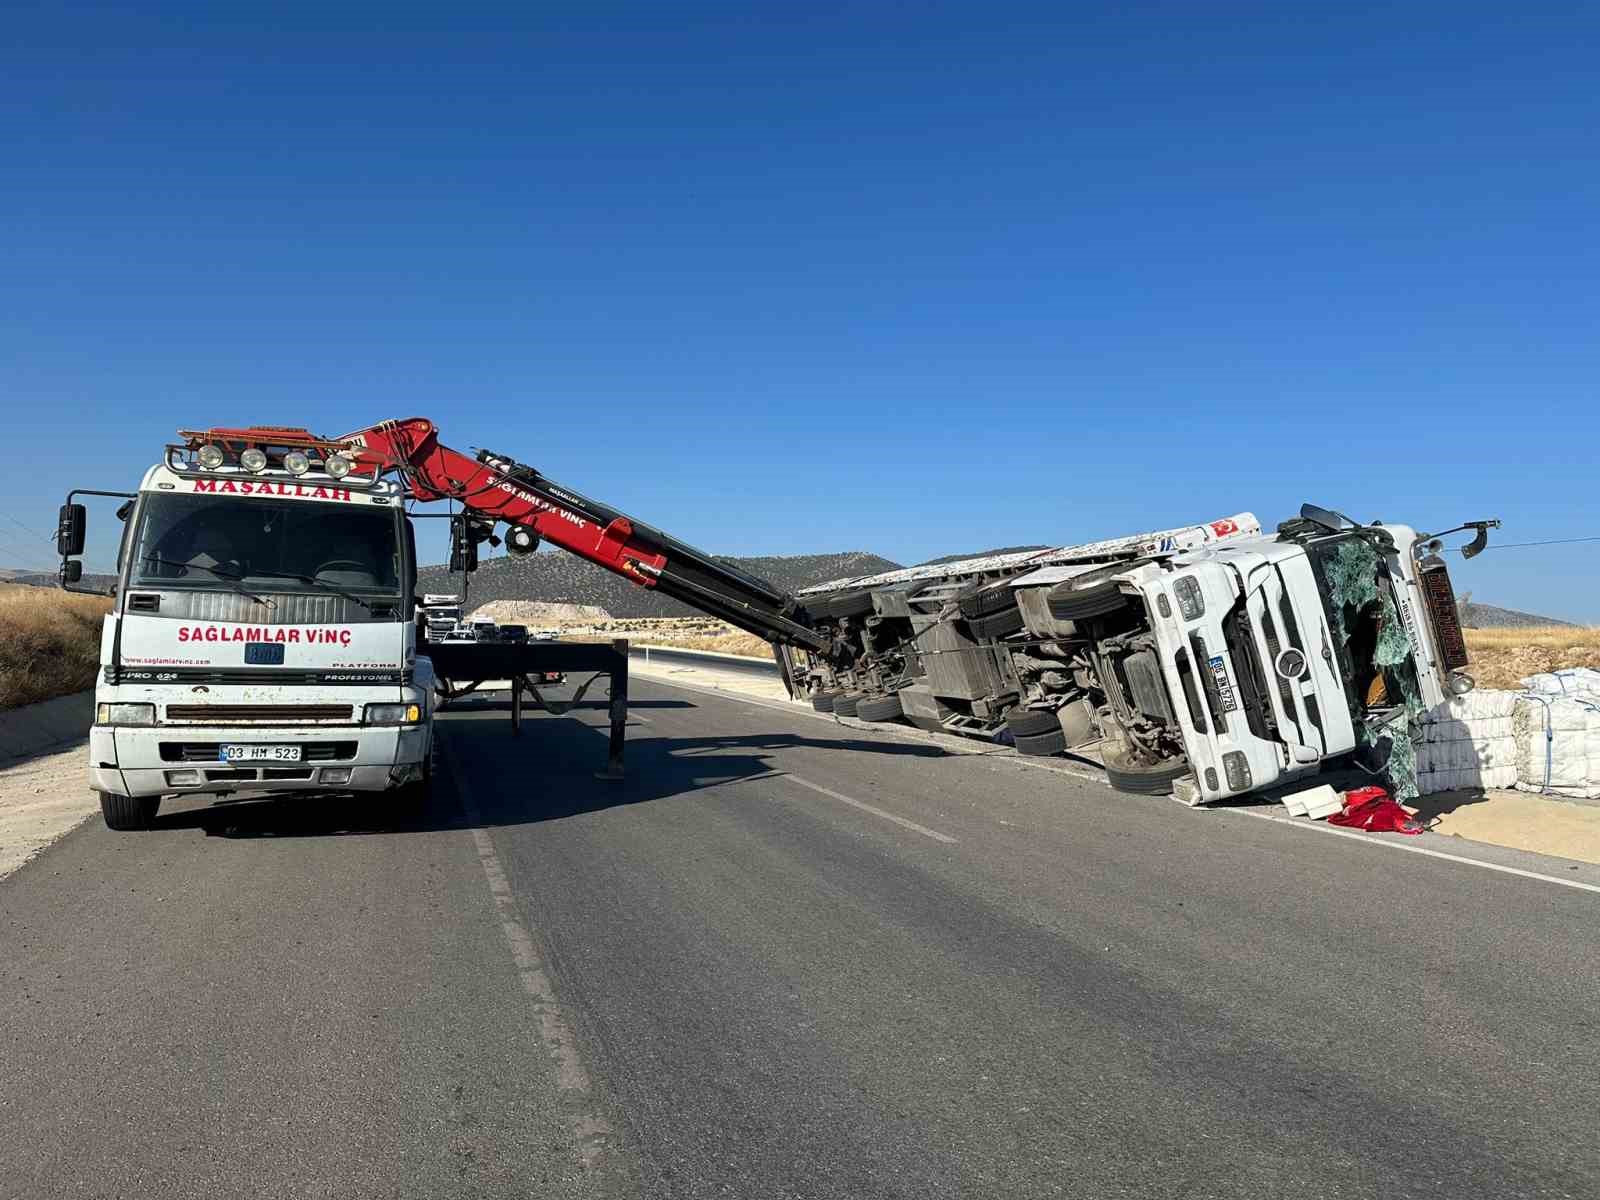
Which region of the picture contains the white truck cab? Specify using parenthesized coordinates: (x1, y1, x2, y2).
(62, 447, 435, 829)
(1098, 513, 1476, 801)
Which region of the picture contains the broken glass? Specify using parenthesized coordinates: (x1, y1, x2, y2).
(1312, 536, 1426, 799)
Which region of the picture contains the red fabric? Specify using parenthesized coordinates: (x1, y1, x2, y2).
(1329, 786, 1425, 835)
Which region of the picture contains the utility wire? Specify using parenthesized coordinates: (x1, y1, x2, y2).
(1459, 535, 1600, 552)
(0, 512, 50, 541)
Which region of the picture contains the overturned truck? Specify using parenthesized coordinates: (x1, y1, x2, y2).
(784, 505, 1497, 805)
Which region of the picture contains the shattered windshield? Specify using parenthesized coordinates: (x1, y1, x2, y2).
(1306, 535, 1426, 798)
(128, 493, 402, 597)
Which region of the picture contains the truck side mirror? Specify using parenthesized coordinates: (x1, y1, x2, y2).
(57, 503, 86, 557)
(60, 560, 83, 584)
(1461, 526, 1490, 560)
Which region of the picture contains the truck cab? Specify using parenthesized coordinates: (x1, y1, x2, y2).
(60, 436, 435, 830)
(1078, 511, 1476, 801)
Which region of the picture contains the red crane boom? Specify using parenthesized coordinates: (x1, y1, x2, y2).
(181, 419, 834, 657)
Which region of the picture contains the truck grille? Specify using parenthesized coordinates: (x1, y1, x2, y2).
(160, 741, 358, 762)
(1419, 561, 1470, 670)
(163, 704, 354, 723)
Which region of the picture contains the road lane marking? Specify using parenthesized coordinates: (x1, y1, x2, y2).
(437, 735, 616, 1168)
(1226, 806, 1600, 895)
(782, 774, 958, 844)
(637, 676, 1600, 895)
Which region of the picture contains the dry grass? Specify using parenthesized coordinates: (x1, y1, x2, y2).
(0, 585, 112, 710)
(1464, 625, 1600, 690)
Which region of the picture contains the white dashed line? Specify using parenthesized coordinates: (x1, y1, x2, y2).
(782, 774, 958, 844)
(438, 735, 616, 1168)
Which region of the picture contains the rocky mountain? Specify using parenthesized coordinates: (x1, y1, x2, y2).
(1458, 601, 1574, 629)
(417, 550, 901, 620)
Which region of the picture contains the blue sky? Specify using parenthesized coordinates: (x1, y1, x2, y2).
(2, 3, 1597, 618)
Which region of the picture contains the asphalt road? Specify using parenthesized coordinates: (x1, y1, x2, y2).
(3, 679, 1599, 1199)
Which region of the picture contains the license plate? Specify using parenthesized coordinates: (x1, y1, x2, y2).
(1207, 655, 1240, 713)
(219, 744, 302, 763)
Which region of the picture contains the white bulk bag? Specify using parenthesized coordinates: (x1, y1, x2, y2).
(1416, 690, 1521, 795)
(1520, 668, 1600, 698)
(1513, 693, 1600, 799)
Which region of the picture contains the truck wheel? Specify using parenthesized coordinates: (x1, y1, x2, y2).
(832, 692, 864, 717)
(1013, 729, 1068, 756)
(811, 691, 839, 713)
(957, 583, 1015, 620)
(1047, 579, 1129, 622)
(856, 694, 904, 722)
(1004, 708, 1061, 739)
(968, 605, 1025, 640)
(397, 752, 434, 810)
(98, 791, 159, 832)
(1104, 751, 1191, 796)
(829, 591, 875, 619)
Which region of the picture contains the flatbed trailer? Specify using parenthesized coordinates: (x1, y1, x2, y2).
(424, 638, 631, 780)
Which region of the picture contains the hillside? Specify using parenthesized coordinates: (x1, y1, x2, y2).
(1459, 601, 1574, 629)
(417, 549, 901, 619)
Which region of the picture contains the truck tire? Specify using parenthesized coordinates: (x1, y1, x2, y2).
(397, 751, 434, 810)
(1004, 708, 1061, 738)
(1047, 579, 1129, 622)
(856, 694, 904, 722)
(1104, 751, 1192, 796)
(811, 691, 839, 713)
(98, 791, 159, 832)
(832, 692, 864, 717)
(968, 605, 1025, 641)
(957, 583, 1015, 620)
(1013, 728, 1068, 757)
(830, 591, 876, 619)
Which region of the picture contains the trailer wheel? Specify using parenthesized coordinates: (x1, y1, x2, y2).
(811, 691, 839, 713)
(1104, 751, 1191, 795)
(1013, 729, 1068, 757)
(832, 692, 864, 717)
(856, 694, 904, 722)
(829, 591, 876, 619)
(1004, 708, 1061, 739)
(98, 791, 159, 832)
(1047, 579, 1129, 622)
(957, 583, 1015, 620)
(967, 605, 1025, 640)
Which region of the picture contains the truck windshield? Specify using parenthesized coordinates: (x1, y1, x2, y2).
(1303, 534, 1420, 715)
(128, 493, 402, 597)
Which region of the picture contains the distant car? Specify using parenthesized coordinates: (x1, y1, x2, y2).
(532, 628, 559, 642)
(500, 624, 529, 643)
(471, 620, 498, 642)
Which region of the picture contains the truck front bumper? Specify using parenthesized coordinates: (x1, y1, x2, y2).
(89, 723, 430, 799)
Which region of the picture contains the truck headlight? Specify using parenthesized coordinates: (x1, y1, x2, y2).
(1173, 576, 1205, 620)
(1222, 750, 1252, 792)
(363, 702, 422, 725)
(96, 702, 156, 726)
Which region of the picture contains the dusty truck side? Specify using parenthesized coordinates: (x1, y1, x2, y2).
(792, 505, 1496, 804)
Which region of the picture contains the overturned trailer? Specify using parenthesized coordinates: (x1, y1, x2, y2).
(784, 506, 1497, 805)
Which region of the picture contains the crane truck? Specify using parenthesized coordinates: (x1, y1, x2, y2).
(56, 417, 1495, 828)
(57, 419, 842, 830)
